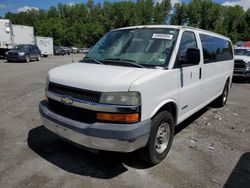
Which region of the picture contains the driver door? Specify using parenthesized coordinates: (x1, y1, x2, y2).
(177, 31, 203, 118)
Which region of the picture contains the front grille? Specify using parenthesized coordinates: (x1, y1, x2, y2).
(48, 82, 101, 103)
(234, 60, 246, 69)
(8, 52, 18, 56)
(48, 99, 96, 123)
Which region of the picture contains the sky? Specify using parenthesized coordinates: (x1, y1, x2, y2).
(0, 0, 249, 17)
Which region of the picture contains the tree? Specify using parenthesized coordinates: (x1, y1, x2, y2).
(171, 3, 187, 25)
(4, 0, 250, 46)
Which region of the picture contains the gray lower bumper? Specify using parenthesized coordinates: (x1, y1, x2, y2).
(39, 100, 151, 152)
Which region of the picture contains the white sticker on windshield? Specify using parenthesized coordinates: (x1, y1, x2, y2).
(152, 33, 173, 40)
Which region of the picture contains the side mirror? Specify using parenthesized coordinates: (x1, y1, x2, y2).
(179, 48, 200, 66)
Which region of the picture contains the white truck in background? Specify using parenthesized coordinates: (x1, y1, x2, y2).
(12, 24, 34, 45)
(0, 19, 14, 58)
(35, 36, 53, 57)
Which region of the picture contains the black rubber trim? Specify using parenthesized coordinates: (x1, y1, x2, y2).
(39, 100, 151, 141)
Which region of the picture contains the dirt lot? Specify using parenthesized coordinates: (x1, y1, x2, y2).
(0, 55, 249, 188)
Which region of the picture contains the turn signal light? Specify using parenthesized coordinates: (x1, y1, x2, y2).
(96, 113, 139, 123)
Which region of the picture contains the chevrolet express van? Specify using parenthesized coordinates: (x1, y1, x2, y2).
(39, 25, 234, 164)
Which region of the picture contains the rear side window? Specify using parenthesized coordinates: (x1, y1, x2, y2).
(199, 34, 233, 63)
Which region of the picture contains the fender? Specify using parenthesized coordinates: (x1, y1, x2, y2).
(150, 98, 179, 121)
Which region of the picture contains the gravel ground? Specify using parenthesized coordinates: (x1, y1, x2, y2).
(0, 55, 249, 188)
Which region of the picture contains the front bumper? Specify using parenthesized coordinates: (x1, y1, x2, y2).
(39, 100, 151, 152)
(6, 55, 26, 62)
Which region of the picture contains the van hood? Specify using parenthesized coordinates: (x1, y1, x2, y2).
(48, 62, 154, 92)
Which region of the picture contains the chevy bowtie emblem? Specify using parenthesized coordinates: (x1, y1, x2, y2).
(61, 96, 73, 106)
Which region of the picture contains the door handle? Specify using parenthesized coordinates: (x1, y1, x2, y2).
(199, 67, 202, 79)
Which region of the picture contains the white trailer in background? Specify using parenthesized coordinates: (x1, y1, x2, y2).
(35, 36, 54, 57)
(0, 19, 14, 57)
(12, 24, 34, 45)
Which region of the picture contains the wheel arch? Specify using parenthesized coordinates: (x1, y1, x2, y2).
(150, 99, 178, 125)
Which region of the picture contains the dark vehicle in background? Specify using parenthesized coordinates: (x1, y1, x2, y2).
(54, 46, 66, 55)
(62, 46, 71, 55)
(234, 47, 250, 81)
(6, 44, 41, 63)
(54, 46, 71, 55)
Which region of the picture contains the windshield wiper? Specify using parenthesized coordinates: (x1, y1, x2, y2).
(104, 58, 145, 68)
(80, 58, 104, 65)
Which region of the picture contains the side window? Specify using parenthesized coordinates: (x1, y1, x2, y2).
(177, 31, 198, 66)
(200, 34, 233, 63)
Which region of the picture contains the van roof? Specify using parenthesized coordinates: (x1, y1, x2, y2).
(112, 25, 230, 41)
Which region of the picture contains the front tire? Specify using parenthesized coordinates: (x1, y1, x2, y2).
(37, 54, 41, 61)
(25, 55, 30, 63)
(141, 111, 175, 164)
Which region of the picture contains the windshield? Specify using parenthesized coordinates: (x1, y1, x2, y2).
(234, 49, 250, 56)
(13, 45, 29, 50)
(85, 28, 179, 67)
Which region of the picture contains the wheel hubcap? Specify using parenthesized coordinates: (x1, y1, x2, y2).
(155, 122, 170, 154)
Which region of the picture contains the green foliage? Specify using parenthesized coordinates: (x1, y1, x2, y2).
(170, 0, 250, 42)
(5, 1, 171, 47)
(4, 0, 250, 46)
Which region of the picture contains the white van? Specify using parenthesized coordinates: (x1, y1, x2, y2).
(39, 25, 234, 164)
(35, 36, 54, 57)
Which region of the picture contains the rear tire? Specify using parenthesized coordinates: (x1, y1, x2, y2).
(140, 111, 175, 165)
(213, 81, 229, 108)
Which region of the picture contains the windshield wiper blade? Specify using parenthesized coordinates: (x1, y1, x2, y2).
(80, 58, 104, 65)
(104, 58, 145, 68)
(105, 58, 136, 62)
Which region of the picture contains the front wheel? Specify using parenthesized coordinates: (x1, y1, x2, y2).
(140, 111, 175, 164)
(25, 55, 30, 63)
(37, 54, 41, 61)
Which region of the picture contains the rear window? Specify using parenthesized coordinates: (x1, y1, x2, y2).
(199, 34, 233, 64)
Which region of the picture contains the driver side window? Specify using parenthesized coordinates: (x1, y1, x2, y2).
(176, 31, 198, 67)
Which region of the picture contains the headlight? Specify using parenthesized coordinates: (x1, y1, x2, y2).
(5, 51, 8, 55)
(18, 52, 25, 56)
(100, 91, 141, 106)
